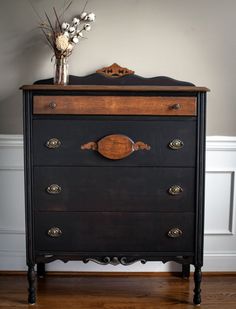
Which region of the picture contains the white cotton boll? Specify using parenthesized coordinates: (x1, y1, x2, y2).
(64, 31, 69, 37)
(77, 31, 84, 38)
(67, 43, 73, 51)
(69, 26, 75, 34)
(72, 37, 79, 44)
(80, 12, 87, 20)
(62, 22, 70, 30)
(84, 24, 91, 31)
(86, 13, 95, 22)
(56, 34, 69, 51)
(72, 17, 80, 26)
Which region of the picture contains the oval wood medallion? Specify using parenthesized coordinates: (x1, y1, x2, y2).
(97, 134, 134, 160)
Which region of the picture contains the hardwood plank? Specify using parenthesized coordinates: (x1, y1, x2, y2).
(1, 271, 236, 276)
(33, 96, 197, 115)
(0, 274, 235, 308)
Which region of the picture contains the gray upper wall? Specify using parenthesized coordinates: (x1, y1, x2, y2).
(0, 0, 235, 135)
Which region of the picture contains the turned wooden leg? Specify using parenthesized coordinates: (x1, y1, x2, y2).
(37, 263, 45, 278)
(193, 266, 202, 305)
(182, 264, 190, 279)
(27, 265, 36, 304)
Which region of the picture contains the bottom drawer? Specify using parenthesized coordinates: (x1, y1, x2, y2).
(35, 213, 195, 253)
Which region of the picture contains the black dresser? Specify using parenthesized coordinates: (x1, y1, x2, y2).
(21, 63, 209, 305)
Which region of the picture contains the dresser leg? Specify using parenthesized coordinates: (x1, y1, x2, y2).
(193, 266, 202, 305)
(27, 265, 36, 304)
(37, 263, 45, 278)
(182, 264, 190, 278)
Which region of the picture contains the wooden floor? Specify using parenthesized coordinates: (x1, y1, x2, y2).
(0, 273, 235, 308)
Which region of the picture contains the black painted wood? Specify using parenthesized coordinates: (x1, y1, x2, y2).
(182, 264, 191, 279)
(193, 266, 202, 305)
(35, 253, 194, 264)
(194, 92, 206, 268)
(32, 118, 196, 167)
(37, 263, 45, 278)
(22, 69, 207, 305)
(34, 73, 195, 86)
(27, 265, 36, 304)
(33, 167, 195, 212)
(35, 212, 195, 253)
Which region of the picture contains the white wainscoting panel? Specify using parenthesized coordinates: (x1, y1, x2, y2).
(205, 171, 235, 235)
(0, 135, 236, 271)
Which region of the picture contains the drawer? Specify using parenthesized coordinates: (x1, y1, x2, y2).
(32, 119, 196, 166)
(33, 95, 197, 116)
(35, 213, 195, 253)
(33, 167, 195, 212)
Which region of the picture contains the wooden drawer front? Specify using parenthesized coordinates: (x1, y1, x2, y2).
(33, 96, 197, 116)
(34, 167, 195, 212)
(33, 119, 196, 167)
(35, 213, 194, 253)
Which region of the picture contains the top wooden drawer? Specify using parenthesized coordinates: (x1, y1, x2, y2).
(33, 96, 197, 116)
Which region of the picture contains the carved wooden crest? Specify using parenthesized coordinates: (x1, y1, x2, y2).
(96, 63, 135, 78)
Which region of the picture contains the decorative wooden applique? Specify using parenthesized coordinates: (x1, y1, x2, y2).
(81, 134, 151, 160)
(96, 63, 135, 78)
(83, 256, 146, 266)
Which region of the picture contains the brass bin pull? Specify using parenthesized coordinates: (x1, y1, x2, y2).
(168, 185, 183, 195)
(81, 134, 151, 160)
(48, 227, 62, 238)
(168, 228, 183, 238)
(169, 139, 184, 150)
(46, 184, 62, 194)
(46, 138, 61, 149)
(49, 101, 57, 109)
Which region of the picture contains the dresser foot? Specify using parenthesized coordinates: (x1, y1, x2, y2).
(27, 265, 36, 304)
(193, 266, 202, 305)
(37, 263, 45, 278)
(182, 264, 190, 278)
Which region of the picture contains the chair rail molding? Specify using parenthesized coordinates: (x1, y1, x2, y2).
(0, 134, 236, 271)
(206, 136, 236, 151)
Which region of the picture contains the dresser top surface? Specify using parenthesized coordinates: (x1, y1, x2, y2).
(21, 84, 209, 92)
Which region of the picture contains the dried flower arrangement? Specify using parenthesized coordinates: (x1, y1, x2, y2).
(30, 0, 95, 84)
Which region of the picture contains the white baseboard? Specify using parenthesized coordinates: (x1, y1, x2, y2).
(0, 250, 235, 272)
(0, 135, 236, 271)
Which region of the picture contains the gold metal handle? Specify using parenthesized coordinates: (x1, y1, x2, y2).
(48, 227, 62, 237)
(46, 138, 61, 149)
(168, 185, 183, 195)
(168, 228, 183, 238)
(169, 139, 184, 150)
(171, 103, 181, 110)
(46, 184, 61, 194)
(49, 101, 57, 109)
